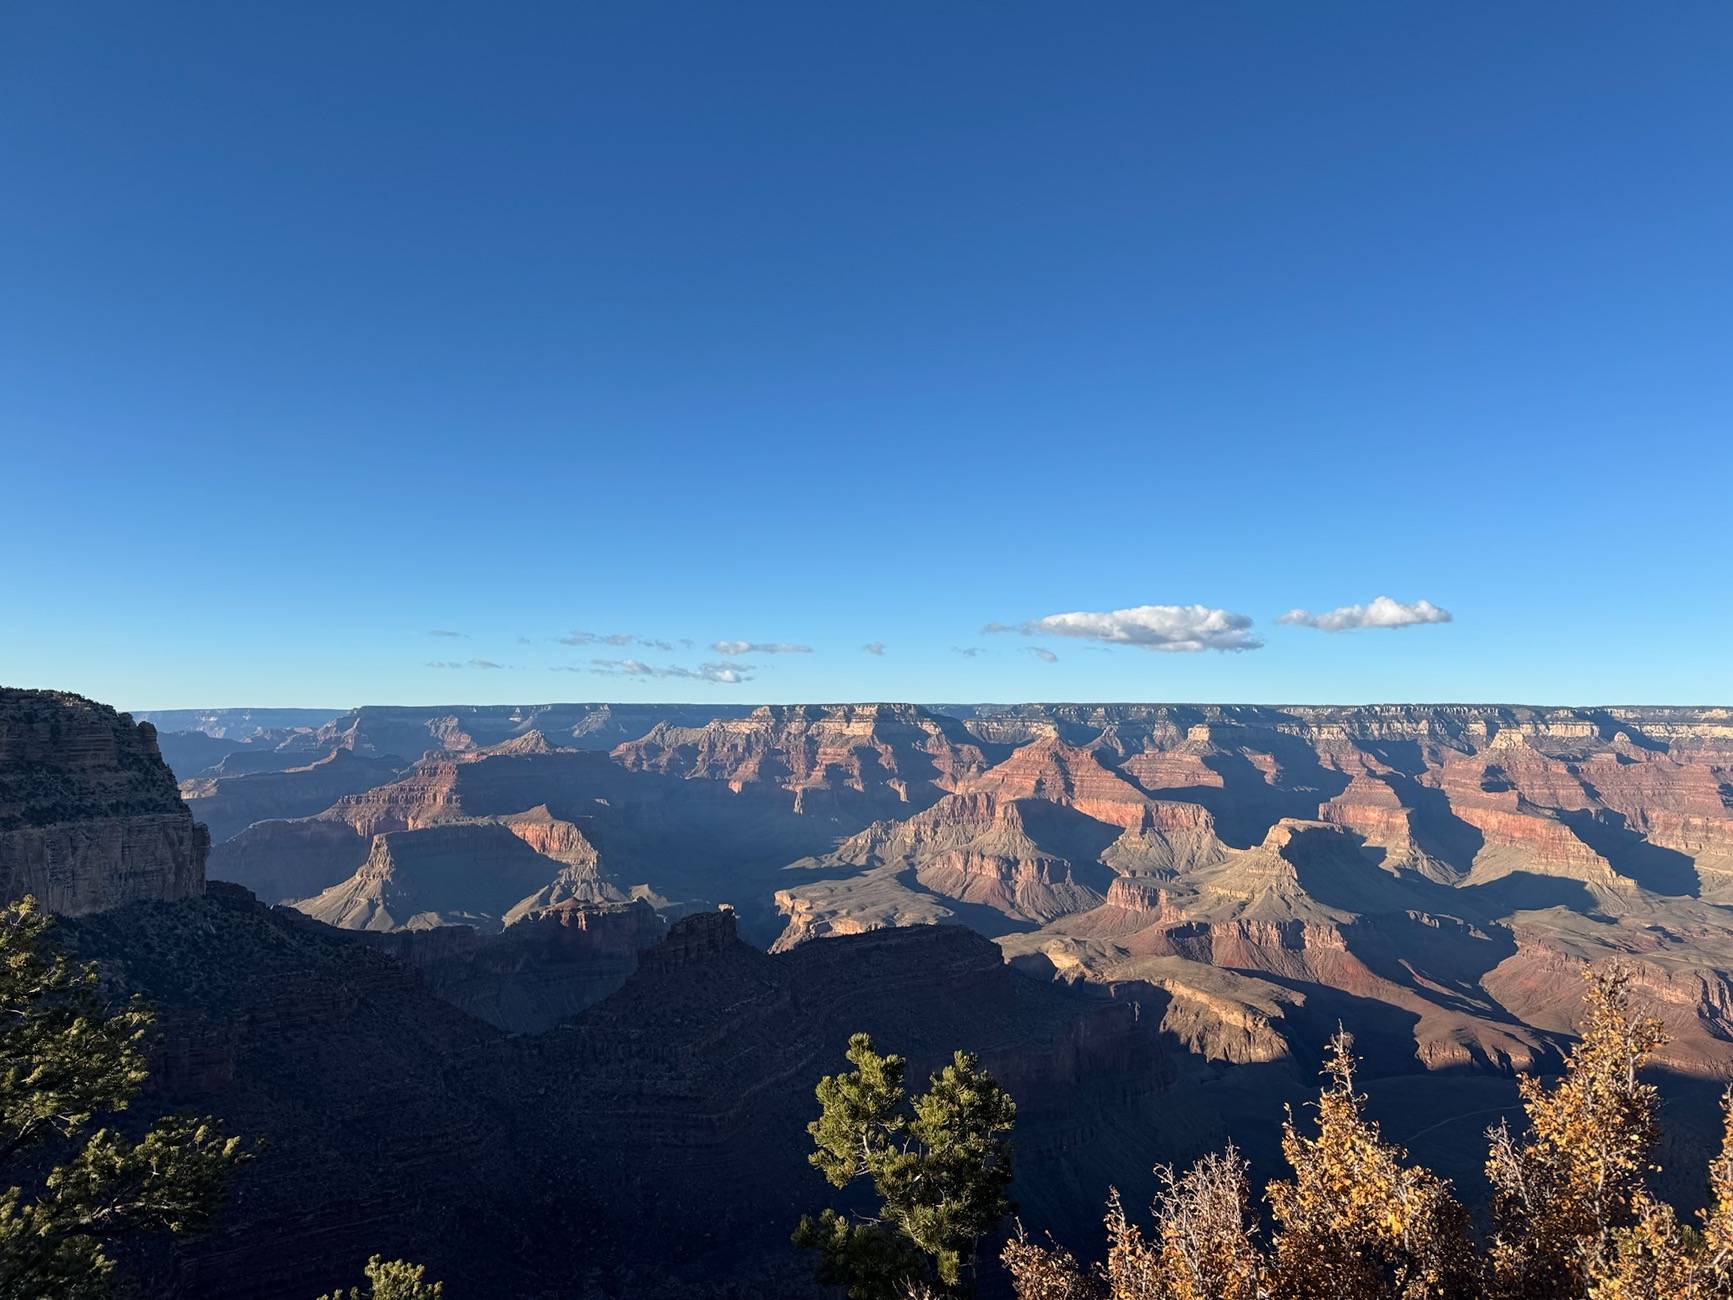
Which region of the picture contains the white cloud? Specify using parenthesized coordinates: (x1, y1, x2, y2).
(559, 630, 674, 651)
(571, 658, 754, 684)
(426, 658, 510, 670)
(696, 663, 751, 684)
(711, 640, 812, 656)
(1028, 647, 1058, 663)
(989, 604, 1262, 653)
(1277, 596, 1452, 632)
(863, 642, 886, 656)
(428, 629, 466, 639)
(951, 646, 986, 658)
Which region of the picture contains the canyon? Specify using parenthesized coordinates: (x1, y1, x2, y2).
(9, 689, 1733, 1295)
(173, 699, 1733, 1078)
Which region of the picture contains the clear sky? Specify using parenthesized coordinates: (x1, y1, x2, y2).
(3, 2, 1730, 709)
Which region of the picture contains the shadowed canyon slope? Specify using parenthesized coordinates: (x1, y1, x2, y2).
(65, 886, 1185, 1298)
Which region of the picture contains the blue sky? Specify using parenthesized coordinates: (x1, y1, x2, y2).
(3, 2, 1730, 709)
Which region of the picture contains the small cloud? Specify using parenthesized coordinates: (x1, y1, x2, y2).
(469, 658, 506, 671)
(428, 658, 510, 670)
(573, 658, 755, 684)
(951, 646, 986, 658)
(693, 661, 751, 684)
(1277, 596, 1453, 632)
(862, 642, 887, 656)
(987, 603, 1261, 653)
(1028, 647, 1058, 663)
(560, 630, 674, 650)
(426, 660, 466, 670)
(588, 658, 653, 677)
(428, 629, 466, 639)
(516, 636, 533, 646)
(711, 640, 812, 656)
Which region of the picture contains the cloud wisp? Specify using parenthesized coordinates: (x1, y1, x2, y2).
(1027, 647, 1059, 663)
(1277, 596, 1452, 632)
(559, 630, 673, 651)
(427, 629, 466, 639)
(987, 603, 1262, 653)
(711, 640, 812, 656)
(862, 642, 886, 656)
(426, 658, 509, 670)
(951, 646, 986, 659)
(564, 658, 754, 684)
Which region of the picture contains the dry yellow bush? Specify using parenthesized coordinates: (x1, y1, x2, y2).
(1007, 963, 1733, 1300)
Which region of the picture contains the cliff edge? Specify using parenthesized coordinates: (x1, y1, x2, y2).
(0, 687, 206, 914)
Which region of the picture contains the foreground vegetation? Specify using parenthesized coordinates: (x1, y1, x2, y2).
(316, 1254, 445, 1300)
(1003, 965, 1733, 1300)
(795, 1033, 1017, 1298)
(803, 967, 1733, 1300)
(0, 896, 247, 1298)
(0, 894, 450, 1298)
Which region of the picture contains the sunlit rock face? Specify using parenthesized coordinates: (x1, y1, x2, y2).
(0, 688, 206, 915)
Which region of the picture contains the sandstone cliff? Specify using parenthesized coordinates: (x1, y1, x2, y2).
(0, 688, 206, 914)
(612, 702, 1005, 817)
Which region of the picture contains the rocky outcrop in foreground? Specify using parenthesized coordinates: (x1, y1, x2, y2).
(0, 688, 205, 914)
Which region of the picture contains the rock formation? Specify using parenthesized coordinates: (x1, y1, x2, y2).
(180, 748, 408, 843)
(293, 895, 666, 1031)
(156, 698, 1733, 1078)
(612, 702, 1005, 816)
(0, 688, 206, 914)
(295, 822, 582, 932)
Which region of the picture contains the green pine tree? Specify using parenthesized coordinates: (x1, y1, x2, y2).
(316, 1254, 445, 1300)
(0, 895, 248, 1298)
(794, 1032, 1016, 1299)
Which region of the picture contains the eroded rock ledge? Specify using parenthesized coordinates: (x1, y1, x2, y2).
(0, 687, 205, 914)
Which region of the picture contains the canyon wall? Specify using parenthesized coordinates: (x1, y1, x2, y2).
(0, 688, 206, 914)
